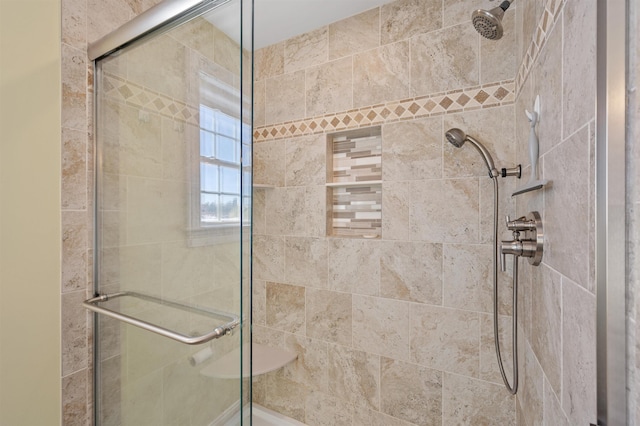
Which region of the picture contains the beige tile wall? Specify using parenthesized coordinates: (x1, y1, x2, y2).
(253, 0, 519, 424)
(514, 0, 598, 425)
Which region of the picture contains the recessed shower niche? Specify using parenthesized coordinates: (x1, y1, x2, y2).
(326, 126, 382, 238)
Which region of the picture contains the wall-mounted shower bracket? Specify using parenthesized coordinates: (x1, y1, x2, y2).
(500, 211, 543, 271)
(500, 165, 521, 178)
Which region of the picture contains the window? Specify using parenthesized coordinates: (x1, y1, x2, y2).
(198, 105, 251, 228)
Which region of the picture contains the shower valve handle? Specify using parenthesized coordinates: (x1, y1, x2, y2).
(501, 212, 544, 271)
(505, 215, 537, 232)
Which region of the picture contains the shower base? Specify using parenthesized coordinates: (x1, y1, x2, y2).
(215, 403, 307, 426)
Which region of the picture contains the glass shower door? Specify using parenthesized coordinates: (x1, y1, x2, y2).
(89, 0, 252, 424)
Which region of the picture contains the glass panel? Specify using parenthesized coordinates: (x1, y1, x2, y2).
(201, 193, 219, 223)
(201, 163, 219, 192)
(94, 0, 250, 424)
(200, 129, 214, 158)
(217, 135, 237, 162)
(221, 166, 240, 193)
(220, 195, 240, 221)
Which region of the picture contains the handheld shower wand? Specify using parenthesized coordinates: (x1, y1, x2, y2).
(445, 127, 521, 394)
(445, 128, 520, 179)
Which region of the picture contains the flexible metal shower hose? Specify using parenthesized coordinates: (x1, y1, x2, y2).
(492, 176, 518, 394)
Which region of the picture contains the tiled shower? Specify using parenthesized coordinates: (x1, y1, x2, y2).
(59, 0, 608, 425)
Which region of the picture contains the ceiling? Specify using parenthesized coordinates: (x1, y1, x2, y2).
(207, 0, 396, 50)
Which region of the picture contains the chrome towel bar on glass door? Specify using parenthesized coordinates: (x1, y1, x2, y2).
(83, 291, 240, 345)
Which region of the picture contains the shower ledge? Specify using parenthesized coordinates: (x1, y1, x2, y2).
(200, 343, 297, 379)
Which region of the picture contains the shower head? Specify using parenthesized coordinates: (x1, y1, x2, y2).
(472, 1, 513, 40)
(445, 128, 498, 177)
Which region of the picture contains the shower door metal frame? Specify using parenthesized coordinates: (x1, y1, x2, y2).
(89, 0, 251, 424)
(88, 0, 231, 61)
(596, 0, 627, 425)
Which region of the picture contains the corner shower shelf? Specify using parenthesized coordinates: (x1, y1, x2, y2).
(253, 184, 275, 189)
(325, 180, 383, 187)
(83, 292, 240, 345)
(199, 343, 297, 379)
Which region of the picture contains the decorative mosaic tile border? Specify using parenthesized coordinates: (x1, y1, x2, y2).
(254, 80, 515, 143)
(515, 0, 566, 93)
(101, 73, 200, 127)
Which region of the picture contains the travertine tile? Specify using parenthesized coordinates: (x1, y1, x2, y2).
(283, 334, 329, 393)
(160, 118, 190, 182)
(380, 241, 442, 305)
(409, 178, 479, 244)
(62, 0, 87, 49)
(443, 243, 492, 312)
(481, 10, 517, 83)
(101, 101, 163, 179)
(380, 357, 442, 426)
(126, 177, 186, 244)
(266, 186, 326, 237)
(479, 172, 517, 246)
(306, 289, 351, 345)
(530, 16, 562, 155)
(62, 211, 88, 293)
(380, 0, 442, 45)
(62, 368, 88, 426)
(329, 8, 379, 60)
(382, 181, 410, 241)
(442, 372, 515, 425)
(353, 295, 410, 360)
(520, 339, 543, 426)
(306, 56, 353, 117)
(213, 27, 241, 75)
(255, 43, 284, 81)
(352, 405, 416, 426)
(263, 373, 308, 422)
(121, 369, 163, 425)
(265, 70, 306, 125)
(328, 238, 380, 296)
(353, 41, 411, 108)
(160, 241, 216, 301)
(169, 17, 215, 62)
(127, 35, 188, 101)
(328, 344, 380, 410)
(562, 278, 597, 425)
(543, 377, 569, 426)
(410, 304, 479, 377)
(543, 126, 590, 290)
(253, 140, 286, 187)
(305, 390, 353, 426)
(87, 0, 132, 43)
(62, 44, 87, 131)
(531, 264, 562, 395)
(382, 117, 443, 182)
(253, 235, 285, 282)
(562, 0, 596, 137)
(266, 282, 305, 334)
(284, 27, 328, 74)
(253, 325, 286, 348)
(411, 23, 479, 97)
(254, 79, 266, 127)
(253, 280, 266, 326)
(480, 313, 513, 385)
(62, 290, 88, 376)
(443, 106, 516, 179)
(285, 134, 326, 186)
(443, 0, 486, 27)
(285, 237, 328, 288)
